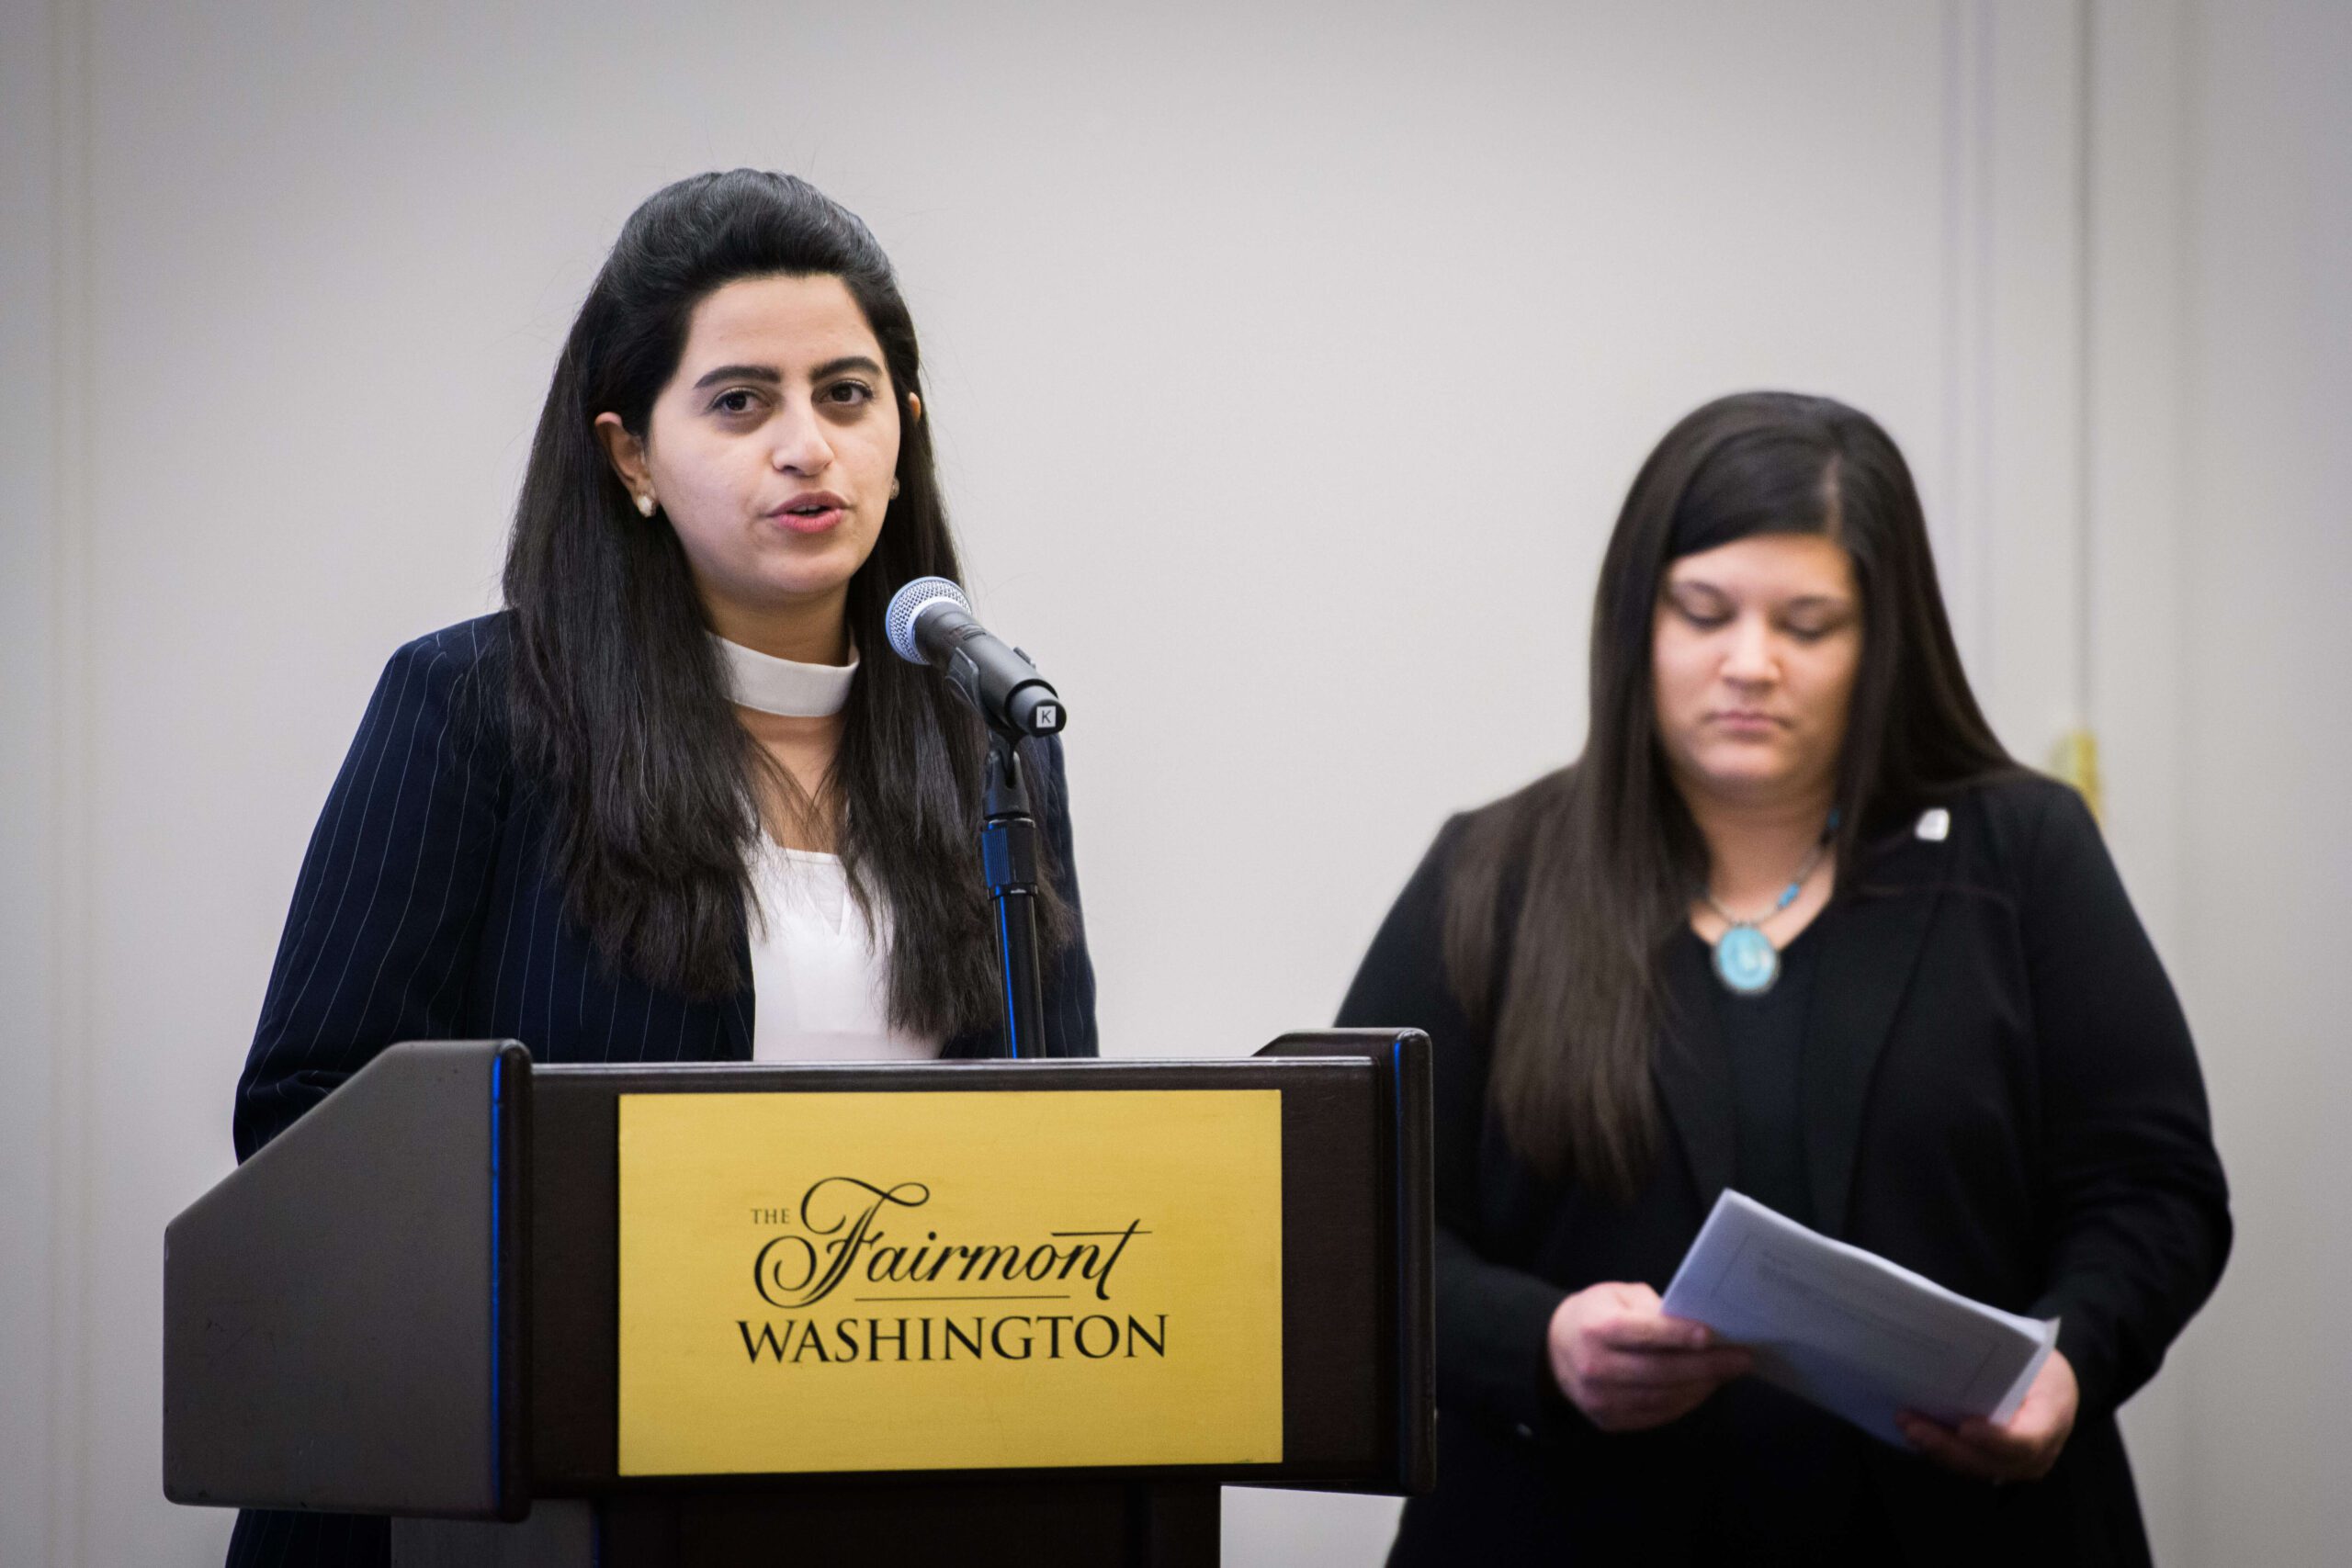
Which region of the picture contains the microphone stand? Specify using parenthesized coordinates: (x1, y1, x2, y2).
(981, 730, 1046, 1058)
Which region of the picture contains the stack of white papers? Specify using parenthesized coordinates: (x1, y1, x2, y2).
(1661, 1190, 2059, 1446)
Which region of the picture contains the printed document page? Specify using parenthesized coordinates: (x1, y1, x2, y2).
(1660, 1190, 2058, 1446)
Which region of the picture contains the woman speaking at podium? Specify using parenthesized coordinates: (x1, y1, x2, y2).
(227, 170, 1096, 1566)
(1340, 392, 2228, 1566)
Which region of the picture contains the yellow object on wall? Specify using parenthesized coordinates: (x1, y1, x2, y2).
(616, 1089, 1285, 1477)
(2050, 727, 2104, 823)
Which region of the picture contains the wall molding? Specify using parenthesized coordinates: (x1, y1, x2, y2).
(46, 0, 96, 1562)
(1936, 0, 2091, 769)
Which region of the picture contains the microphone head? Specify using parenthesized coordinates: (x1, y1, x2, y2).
(885, 576, 971, 663)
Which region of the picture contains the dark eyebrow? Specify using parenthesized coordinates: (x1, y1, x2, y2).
(687, 356, 885, 392)
(1665, 580, 1850, 611)
(690, 363, 784, 391)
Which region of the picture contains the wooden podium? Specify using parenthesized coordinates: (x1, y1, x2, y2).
(164, 1032, 1433, 1566)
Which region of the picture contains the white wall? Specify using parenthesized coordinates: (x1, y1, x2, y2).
(2079, 5, 2198, 1550)
(4, 1, 98, 1562)
(5, 2, 2343, 1563)
(2165, 2, 2352, 1561)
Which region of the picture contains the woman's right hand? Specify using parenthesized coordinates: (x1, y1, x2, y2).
(1546, 1281, 1753, 1431)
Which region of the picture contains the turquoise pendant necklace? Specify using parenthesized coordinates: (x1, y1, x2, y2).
(1704, 811, 1838, 997)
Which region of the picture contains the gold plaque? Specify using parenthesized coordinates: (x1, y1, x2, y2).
(616, 1089, 1285, 1476)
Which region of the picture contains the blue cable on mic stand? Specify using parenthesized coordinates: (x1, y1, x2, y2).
(979, 734, 1046, 1059)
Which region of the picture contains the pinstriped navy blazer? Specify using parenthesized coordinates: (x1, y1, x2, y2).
(225, 612, 1096, 1567)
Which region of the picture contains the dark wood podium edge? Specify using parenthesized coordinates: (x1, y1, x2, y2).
(163, 1040, 535, 1521)
(1251, 1029, 1436, 1497)
(493, 1040, 533, 1522)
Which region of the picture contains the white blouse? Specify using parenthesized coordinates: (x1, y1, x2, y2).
(745, 840, 934, 1063)
(715, 631, 936, 1064)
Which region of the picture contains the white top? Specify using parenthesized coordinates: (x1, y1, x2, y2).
(714, 631, 931, 1061)
(747, 840, 936, 1063)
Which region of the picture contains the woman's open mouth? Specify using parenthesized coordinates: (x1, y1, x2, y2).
(770, 491, 848, 534)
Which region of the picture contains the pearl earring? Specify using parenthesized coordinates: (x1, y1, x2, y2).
(889, 479, 902, 499)
(635, 492, 656, 518)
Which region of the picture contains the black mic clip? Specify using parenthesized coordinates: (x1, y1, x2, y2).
(937, 626, 1064, 742)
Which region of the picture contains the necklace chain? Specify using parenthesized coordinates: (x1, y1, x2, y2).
(1703, 834, 1833, 929)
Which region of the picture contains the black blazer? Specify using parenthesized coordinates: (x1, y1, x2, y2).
(225, 613, 1098, 1567)
(1339, 774, 2228, 1568)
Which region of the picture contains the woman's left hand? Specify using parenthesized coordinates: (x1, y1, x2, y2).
(1896, 1350, 2078, 1483)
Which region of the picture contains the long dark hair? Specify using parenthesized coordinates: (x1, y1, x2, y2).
(1444, 390, 2013, 1198)
(502, 168, 1068, 1033)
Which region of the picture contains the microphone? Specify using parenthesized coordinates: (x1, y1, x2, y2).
(884, 578, 1066, 739)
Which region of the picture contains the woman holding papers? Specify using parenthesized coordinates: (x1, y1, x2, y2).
(1340, 390, 2228, 1566)
(226, 170, 1097, 1568)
